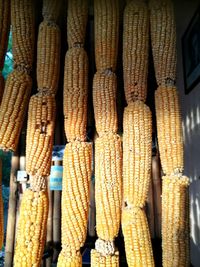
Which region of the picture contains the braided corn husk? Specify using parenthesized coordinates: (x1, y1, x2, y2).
(93, 71, 118, 135)
(0, 0, 10, 70)
(95, 133, 122, 241)
(0, 72, 4, 104)
(0, 159, 3, 249)
(162, 175, 189, 267)
(37, 21, 61, 94)
(63, 47, 88, 142)
(11, 0, 35, 71)
(0, 70, 32, 151)
(149, 0, 177, 86)
(61, 142, 92, 252)
(155, 86, 183, 175)
(26, 92, 56, 177)
(57, 250, 82, 267)
(123, 101, 152, 208)
(122, 207, 155, 267)
(91, 249, 119, 267)
(94, 0, 119, 72)
(123, 0, 149, 103)
(67, 0, 88, 48)
(14, 189, 48, 267)
(42, 0, 61, 22)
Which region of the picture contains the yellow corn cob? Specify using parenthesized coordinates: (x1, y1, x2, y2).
(61, 141, 92, 252)
(67, 0, 88, 48)
(91, 249, 119, 267)
(162, 175, 189, 267)
(94, 0, 119, 72)
(42, 0, 61, 22)
(95, 133, 122, 241)
(0, 159, 3, 249)
(123, 101, 152, 207)
(0, 72, 4, 104)
(93, 71, 118, 135)
(11, 0, 35, 71)
(57, 250, 82, 267)
(37, 21, 61, 94)
(14, 189, 48, 267)
(0, 69, 32, 151)
(26, 92, 56, 177)
(0, 0, 10, 70)
(155, 86, 183, 175)
(149, 0, 176, 86)
(122, 207, 155, 267)
(123, 0, 149, 103)
(63, 47, 88, 142)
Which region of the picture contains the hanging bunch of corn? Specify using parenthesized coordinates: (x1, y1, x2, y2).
(0, 0, 10, 103)
(0, 0, 35, 152)
(58, 1, 92, 266)
(122, 1, 154, 266)
(91, 1, 122, 266)
(14, 1, 61, 266)
(149, 0, 190, 266)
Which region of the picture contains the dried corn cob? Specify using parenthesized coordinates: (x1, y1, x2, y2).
(67, 0, 88, 48)
(0, 69, 32, 151)
(123, 101, 152, 207)
(57, 250, 82, 267)
(63, 47, 88, 142)
(37, 21, 61, 94)
(155, 86, 183, 175)
(93, 71, 118, 135)
(149, 0, 176, 86)
(14, 189, 48, 267)
(123, 0, 149, 103)
(162, 175, 189, 267)
(94, 0, 119, 72)
(61, 141, 92, 252)
(26, 92, 56, 177)
(95, 133, 122, 241)
(11, 0, 35, 71)
(0, 159, 3, 249)
(91, 249, 119, 267)
(42, 0, 61, 22)
(122, 207, 155, 267)
(0, 72, 4, 104)
(0, 0, 10, 70)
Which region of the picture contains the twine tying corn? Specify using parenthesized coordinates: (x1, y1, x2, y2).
(94, 0, 119, 72)
(149, 0, 177, 86)
(29, 175, 48, 192)
(0, 0, 10, 70)
(26, 92, 56, 177)
(0, 70, 32, 151)
(162, 175, 189, 267)
(123, 101, 152, 208)
(11, 0, 35, 71)
(155, 86, 183, 175)
(93, 71, 118, 135)
(95, 133, 122, 241)
(63, 47, 88, 142)
(123, 0, 149, 103)
(122, 207, 155, 267)
(37, 21, 61, 94)
(42, 0, 61, 23)
(67, 0, 88, 48)
(14, 189, 49, 267)
(95, 238, 115, 256)
(91, 249, 119, 267)
(60, 142, 92, 252)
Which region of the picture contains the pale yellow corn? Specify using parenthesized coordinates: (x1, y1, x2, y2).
(91, 249, 119, 267)
(57, 250, 82, 267)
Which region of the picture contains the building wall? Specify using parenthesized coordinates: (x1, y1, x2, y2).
(174, 1, 200, 266)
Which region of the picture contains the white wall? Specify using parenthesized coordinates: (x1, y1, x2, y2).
(174, 1, 200, 266)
